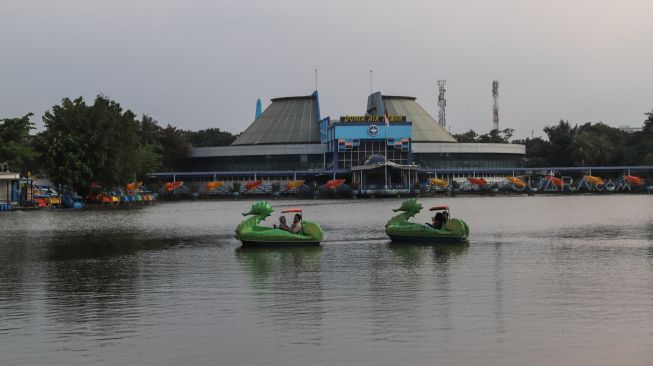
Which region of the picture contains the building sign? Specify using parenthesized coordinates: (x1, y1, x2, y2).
(367, 125, 379, 137)
(341, 115, 383, 122)
(386, 115, 407, 122)
(339, 115, 407, 123)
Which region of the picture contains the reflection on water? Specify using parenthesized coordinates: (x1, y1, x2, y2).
(43, 233, 144, 337)
(235, 247, 324, 345)
(1, 195, 653, 366)
(388, 242, 468, 267)
(45, 232, 182, 260)
(236, 246, 323, 288)
(362, 243, 470, 344)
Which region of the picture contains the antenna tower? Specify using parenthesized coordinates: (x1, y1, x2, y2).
(437, 80, 446, 128)
(492, 80, 499, 130)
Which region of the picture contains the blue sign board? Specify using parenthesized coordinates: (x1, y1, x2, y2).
(333, 123, 412, 141)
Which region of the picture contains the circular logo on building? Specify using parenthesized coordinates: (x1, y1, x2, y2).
(367, 124, 379, 137)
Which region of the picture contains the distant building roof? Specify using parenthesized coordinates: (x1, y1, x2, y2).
(383, 96, 457, 142)
(618, 125, 643, 133)
(232, 93, 320, 145)
(367, 93, 457, 142)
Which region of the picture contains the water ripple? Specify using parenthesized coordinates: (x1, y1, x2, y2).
(0, 196, 652, 365)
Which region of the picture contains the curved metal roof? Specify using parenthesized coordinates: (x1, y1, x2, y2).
(232, 94, 320, 145)
(382, 95, 457, 142)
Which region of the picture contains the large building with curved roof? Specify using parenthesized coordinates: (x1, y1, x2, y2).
(175, 90, 525, 193)
(232, 95, 321, 145)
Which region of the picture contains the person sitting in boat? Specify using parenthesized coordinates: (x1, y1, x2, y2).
(430, 212, 444, 229)
(274, 216, 290, 231)
(289, 213, 303, 234)
(442, 210, 449, 224)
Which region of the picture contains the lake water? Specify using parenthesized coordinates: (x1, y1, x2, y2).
(1, 195, 653, 366)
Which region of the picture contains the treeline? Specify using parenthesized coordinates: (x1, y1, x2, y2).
(515, 111, 653, 166)
(452, 110, 653, 167)
(180, 127, 238, 147)
(0, 95, 238, 192)
(452, 128, 515, 143)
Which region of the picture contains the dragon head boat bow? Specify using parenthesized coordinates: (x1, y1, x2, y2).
(235, 201, 323, 247)
(385, 198, 469, 244)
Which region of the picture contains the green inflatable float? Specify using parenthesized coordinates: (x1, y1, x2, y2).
(235, 201, 324, 247)
(385, 198, 469, 244)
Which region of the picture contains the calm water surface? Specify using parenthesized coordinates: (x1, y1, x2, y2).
(1, 195, 653, 366)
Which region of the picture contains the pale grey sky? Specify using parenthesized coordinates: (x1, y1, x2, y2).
(1, 0, 652, 138)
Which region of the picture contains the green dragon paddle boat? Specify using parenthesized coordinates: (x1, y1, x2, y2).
(385, 198, 469, 244)
(235, 201, 324, 247)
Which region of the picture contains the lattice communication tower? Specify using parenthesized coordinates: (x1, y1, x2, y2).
(437, 80, 446, 128)
(492, 80, 499, 131)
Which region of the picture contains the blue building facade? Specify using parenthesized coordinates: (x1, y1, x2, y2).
(321, 116, 413, 170)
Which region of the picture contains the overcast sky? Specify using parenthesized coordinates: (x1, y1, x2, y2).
(2, 0, 652, 138)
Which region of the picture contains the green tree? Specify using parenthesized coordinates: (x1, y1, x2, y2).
(137, 115, 192, 172)
(570, 123, 626, 166)
(542, 120, 575, 166)
(40, 96, 155, 191)
(528, 118, 646, 166)
(644, 109, 653, 133)
(0, 113, 39, 175)
(139, 115, 164, 145)
(160, 125, 190, 171)
(477, 128, 514, 143)
(569, 133, 595, 165)
(452, 129, 478, 143)
(136, 115, 164, 175)
(40, 97, 93, 189)
(453, 128, 513, 143)
(513, 137, 552, 167)
(182, 127, 238, 147)
(633, 109, 653, 164)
